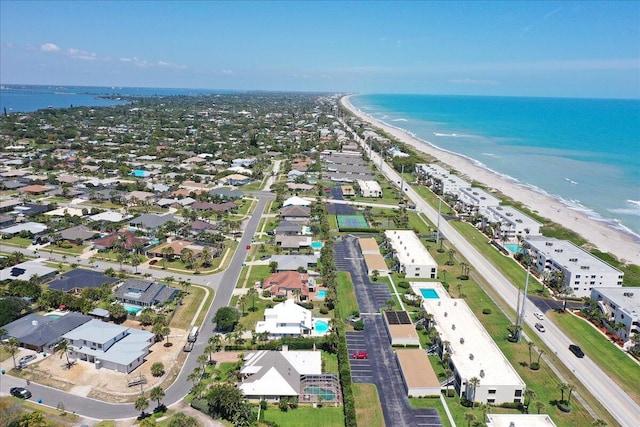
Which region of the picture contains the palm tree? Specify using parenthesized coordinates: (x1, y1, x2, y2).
(180, 248, 195, 269)
(468, 376, 480, 408)
(54, 338, 73, 369)
(464, 412, 477, 427)
(524, 389, 537, 413)
(200, 245, 213, 267)
(247, 288, 258, 312)
(3, 337, 20, 369)
(447, 248, 456, 266)
(238, 295, 247, 315)
(528, 341, 536, 365)
(558, 382, 569, 403)
(444, 368, 453, 395)
(149, 386, 165, 410)
(160, 246, 174, 269)
(134, 395, 149, 417)
(566, 383, 576, 405)
(536, 348, 545, 366)
(592, 419, 607, 427)
(534, 400, 546, 414)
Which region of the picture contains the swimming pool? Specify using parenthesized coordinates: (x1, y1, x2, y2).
(504, 243, 523, 254)
(123, 303, 143, 314)
(316, 289, 326, 300)
(420, 288, 439, 299)
(311, 241, 324, 250)
(304, 386, 335, 401)
(314, 320, 329, 334)
(45, 314, 62, 319)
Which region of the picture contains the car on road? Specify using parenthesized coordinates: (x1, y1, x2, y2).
(535, 323, 545, 332)
(260, 255, 271, 260)
(352, 351, 368, 359)
(18, 354, 37, 365)
(148, 259, 158, 265)
(10, 387, 32, 399)
(246, 244, 251, 250)
(569, 344, 584, 358)
(534, 312, 545, 320)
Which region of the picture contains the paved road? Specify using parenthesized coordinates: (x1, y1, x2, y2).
(337, 237, 442, 427)
(0, 194, 273, 420)
(344, 121, 640, 426)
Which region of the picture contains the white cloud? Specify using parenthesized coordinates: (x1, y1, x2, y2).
(40, 43, 60, 52)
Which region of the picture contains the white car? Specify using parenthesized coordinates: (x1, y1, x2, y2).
(534, 312, 544, 320)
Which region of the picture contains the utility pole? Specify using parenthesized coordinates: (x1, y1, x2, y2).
(436, 198, 442, 244)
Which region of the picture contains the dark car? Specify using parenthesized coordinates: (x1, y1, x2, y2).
(10, 387, 32, 399)
(18, 354, 37, 365)
(569, 344, 584, 358)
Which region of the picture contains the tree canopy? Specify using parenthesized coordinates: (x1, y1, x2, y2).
(213, 306, 240, 332)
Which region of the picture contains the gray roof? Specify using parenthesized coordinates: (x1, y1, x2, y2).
(59, 225, 97, 242)
(279, 206, 311, 217)
(209, 188, 244, 199)
(270, 255, 319, 271)
(130, 213, 177, 229)
(4, 312, 92, 348)
(114, 278, 179, 306)
(0, 260, 57, 281)
(0, 222, 48, 235)
(275, 221, 303, 234)
(47, 268, 119, 292)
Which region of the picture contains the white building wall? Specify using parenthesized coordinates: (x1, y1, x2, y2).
(590, 287, 639, 341)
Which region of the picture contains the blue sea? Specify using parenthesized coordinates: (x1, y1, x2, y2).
(349, 94, 640, 238)
(0, 84, 231, 113)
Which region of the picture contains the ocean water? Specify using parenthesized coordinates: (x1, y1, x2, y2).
(0, 84, 233, 113)
(349, 94, 640, 237)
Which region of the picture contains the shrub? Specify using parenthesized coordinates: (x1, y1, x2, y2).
(530, 362, 540, 370)
(353, 319, 364, 331)
(398, 281, 410, 289)
(482, 308, 492, 315)
(319, 306, 329, 315)
(190, 398, 209, 414)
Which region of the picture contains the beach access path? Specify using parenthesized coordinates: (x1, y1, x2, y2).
(341, 96, 640, 266)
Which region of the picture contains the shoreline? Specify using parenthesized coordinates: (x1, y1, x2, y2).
(340, 95, 640, 266)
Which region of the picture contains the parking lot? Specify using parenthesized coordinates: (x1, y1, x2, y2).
(336, 237, 442, 427)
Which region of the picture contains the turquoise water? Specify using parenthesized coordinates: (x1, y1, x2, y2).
(45, 314, 61, 319)
(350, 95, 640, 237)
(504, 244, 523, 254)
(311, 241, 324, 250)
(304, 386, 335, 401)
(123, 304, 143, 314)
(316, 289, 326, 299)
(132, 169, 150, 178)
(420, 288, 439, 299)
(314, 320, 329, 334)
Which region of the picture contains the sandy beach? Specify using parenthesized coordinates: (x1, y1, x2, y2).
(341, 95, 640, 266)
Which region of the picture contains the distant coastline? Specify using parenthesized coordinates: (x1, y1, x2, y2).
(341, 95, 640, 266)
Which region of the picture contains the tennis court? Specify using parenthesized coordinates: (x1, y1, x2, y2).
(337, 214, 368, 228)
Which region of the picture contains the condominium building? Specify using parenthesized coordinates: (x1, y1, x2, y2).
(384, 230, 437, 278)
(590, 287, 639, 342)
(412, 283, 526, 405)
(457, 187, 501, 216)
(357, 179, 383, 198)
(486, 205, 542, 239)
(526, 237, 624, 298)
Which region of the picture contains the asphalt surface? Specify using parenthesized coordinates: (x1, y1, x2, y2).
(336, 237, 442, 427)
(344, 121, 640, 426)
(0, 194, 273, 420)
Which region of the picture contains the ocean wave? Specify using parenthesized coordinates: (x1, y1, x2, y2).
(481, 153, 500, 158)
(608, 200, 640, 217)
(433, 132, 479, 138)
(392, 118, 408, 122)
(564, 177, 578, 185)
(627, 199, 640, 207)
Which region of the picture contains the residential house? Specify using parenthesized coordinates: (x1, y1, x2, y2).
(279, 205, 311, 223)
(47, 269, 119, 294)
(357, 180, 383, 198)
(114, 278, 180, 308)
(18, 184, 50, 195)
(93, 231, 148, 251)
(129, 213, 177, 233)
(255, 299, 313, 339)
(0, 221, 48, 236)
(2, 312, 92, 352)
(282, 196, 311, 207)
(59, 225, 98, 243)
(219, 174, 252, 186)
(0, 260, 57, 282)
(63, 319, 155, 373)
(275, 221, 303, 236)
(270, 255, 319, 272)
(262, 271, 315, 300)
(125, 191, 155, 205)
(209, 188, 244, 200)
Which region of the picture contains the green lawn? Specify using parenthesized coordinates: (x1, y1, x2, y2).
(237, 264, 271, 289)
(336, 271, 358, 318)
(409, 397, 453, 427)
(170, 285, 208, 330)
(353, 383, 385, 427)
(322, 351, 339, 373)
(0, 236, 31, 248)
(551, 311, 640, 402)
(260, 405, 344, 427)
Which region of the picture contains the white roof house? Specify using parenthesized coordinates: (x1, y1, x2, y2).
(486, 205, 542, 239)
(239, 348, 322, 401)
(89, 211, 130, 223)
(63, 319, 154, 373)
(384, 230, 437, 278)
(526, 237, 624, 298)
(255, 299, 313, 338)
(440, 174, 471, 196)
(357, 179, 383, 198)
(0, 260, 57, 282)
(412, 282, 526, 405)
(485, 414, 557, 427)
(0, 221, 48, 235)
(283, 196, 311, 207)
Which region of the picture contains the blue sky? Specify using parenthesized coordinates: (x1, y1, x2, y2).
(1, 1, 638, 98)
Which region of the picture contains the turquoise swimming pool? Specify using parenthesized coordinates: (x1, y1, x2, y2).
(504, 243, 523, 254)
(316, 289, 326, 300)
(123, 303, 143, 314)
(420, 288, 439, 299)
(311, 241, 323, 250)
(314, 320, 329, 334)
(46, 314, 62, 319)
(304, 386, 335, 401)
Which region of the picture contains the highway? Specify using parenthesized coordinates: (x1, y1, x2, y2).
(0, 193, 273, 420)
(346, 122, 640, 426)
